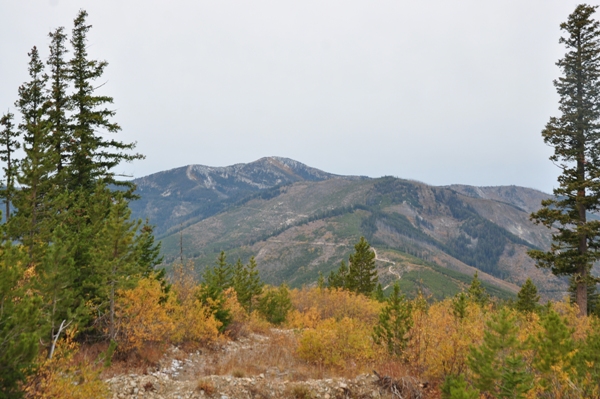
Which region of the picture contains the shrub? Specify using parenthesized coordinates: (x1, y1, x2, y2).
(114, 277, 176, 355)
(258, 284, 293, 325)
(297, 317, 379, 369)
(24, 329, 109, 399)
(290, 286, 382, 326)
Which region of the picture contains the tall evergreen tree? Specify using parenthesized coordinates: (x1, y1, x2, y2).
(68, 10, 142, 192)
(346, 236, 378, 295)
(515, 278, 540, 313)
(528, 4, 600, 316)
(232, 256, 263, 313)
(46, 26, 71, 177)
(0, 112, 20, 221)
(11, 46, 54, 262)
(373, 282, 413, 356)
(467, 271, 489, 306)
(199, 251, 233, 331)
(328, 259, 349, 290)
(91, 192, 141, 340)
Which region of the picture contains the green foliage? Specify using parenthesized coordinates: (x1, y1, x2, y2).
(467, 272, 489, 306)
(199, 251, 233, 331)
(347, 237, 378, 295)
(440, 375, 479, 399)
(327, 260, 348, 290)
(574, 317, 600, 395)
(528, 4, 600, 316)
(373, 282, 412, 356)
(0, 244, 41, 398)
(531, 308, 576, 393)
(468, 308, 533, 398)
(258, 284, 292, 325)
(452, 292, 468, 320)
(67, 10, 142, 191)
(232, 256, 263, 313)
(515, 278, 540, 313)
(0, 112, 20, 221)
(373, 283, 385, 302)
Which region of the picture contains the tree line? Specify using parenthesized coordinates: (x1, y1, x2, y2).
(0, 10, 162, 397)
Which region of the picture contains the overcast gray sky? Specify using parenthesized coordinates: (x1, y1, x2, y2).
(1, 1, 594, 194)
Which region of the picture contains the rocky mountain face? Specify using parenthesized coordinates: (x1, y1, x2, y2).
(130, 158, 565, 300)
(129, 157, 364, 237)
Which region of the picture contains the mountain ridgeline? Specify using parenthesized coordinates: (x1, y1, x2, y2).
(130, 157, 563, 300)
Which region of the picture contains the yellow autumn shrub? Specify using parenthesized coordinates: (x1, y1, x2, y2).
(290, 287, 382, 325)
(406, 298, 487, 381)
(24, 330, 109, 399)
(296, 317, 380, 369)
(162, 262, 221, 346)
(114, 277, 177, 354)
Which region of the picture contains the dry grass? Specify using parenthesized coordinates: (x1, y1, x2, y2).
(196, 379, 215, 395)
(286, 384, 314, 399)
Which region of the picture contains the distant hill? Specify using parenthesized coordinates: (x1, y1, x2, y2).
(129, 157, 565, 300)
(129, 156, 365, 237)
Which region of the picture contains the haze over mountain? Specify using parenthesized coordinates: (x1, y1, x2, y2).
(130, 157, 565, 300)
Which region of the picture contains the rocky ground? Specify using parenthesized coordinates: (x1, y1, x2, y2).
(105, 331, 430, 399)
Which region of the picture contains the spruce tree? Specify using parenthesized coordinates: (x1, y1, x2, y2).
(0, 112, 20, 221)
(467, 271, 489, 306)
(91, 192, 141, 340)
(531, 308, 577, 393)
(515, 278, 540, 313)
(452, 292, 468, 320)
(346, 236, 378, 295)
(0, 242, 42, 398)
(68, 10, 142, 192)
(528, 4, 600, 316)
(232, 256, 263, 313)
(468, 307, 533, 398)
(46, 26, 71, 177)
(373, 282, 412, 356)
(11, 46, 54, 262)
(258, 284, 293, 325)
(328, 259, 348, 289)
(199, 251, 233, 331)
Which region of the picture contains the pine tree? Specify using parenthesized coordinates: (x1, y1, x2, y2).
(0, 112, 20, 221)
(199, 251, 233, 330)
(468, 307, 533, 398)
(528, 4, 600, 316)
(531, 308, 576, 393)
(258, 284, 293, 325)
(373, 282, 412, 356)
(0, 242, 42, 398)
(232, 256, 263, 313)
(36, 226, 85, 356)
(328, 260, 348, 289)
(515, 278, 540, 313)
(373, 283, 385, 302)
(91, 192, 141, 340)
(67, 10, 142, 192)
(346, 236, 378, 295)
(452, 292, 468, 320)
(467, 272, 489, 306)
(11, 46, 54, 263)
(441, 375, 479, 399)
(137, 221, 164, 274)
(46, 26, 71, 177)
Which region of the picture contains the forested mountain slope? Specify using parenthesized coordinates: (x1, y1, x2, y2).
(130, 158, 564, 300)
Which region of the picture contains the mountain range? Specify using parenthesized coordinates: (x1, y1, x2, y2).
(129, 156, 566, 300)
